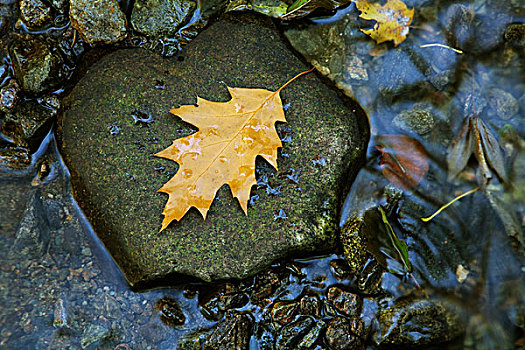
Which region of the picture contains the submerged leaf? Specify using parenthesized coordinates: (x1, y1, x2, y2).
(486, 190, 523, 244)
(156, 70, 312, 231)
(362, 205, 412, 275)
(447, 116, 507, 187)
(353, 0, 414, 46)
(447, 116, 474, 181)
(281, 0, 350, 20)
(477, 118, 507, 183)
(376, 134, 429, 190)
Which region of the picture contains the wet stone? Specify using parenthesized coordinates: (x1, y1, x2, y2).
(60, 13, 367, 286)
(340, 217, 369, 276)
(374, 298, 464, 347)
(275, 316, 315, 350)
(271, 300, 300, 326)
(0, 79, 20, 112)
(328, 258, 352, 280)
(0, 2, 16, 36)
(1, 99, 55, 149)
(297, 319, 325, 349)
(326, 286, 362, 317)
(392, 105, 435, 135)
(8, 35, 65, 94)
(299, 294, 321, 318)
(131, 0, 197, 38)
(325, 316, 364, 350)
(0, 147, 31, 170)
(155, 296, 185, 327)
(20, 0, 51, 30)
(441, 2, 511, 55)
(53, 298, 71, 333)
(250, 270, 281, 304)
(374, 49, 427, 100)
(9, 191, 50, 261)
(441, 4, 475, 51)
(51, 0, 68, 13)
(203, 313, 253, 350)
(469, 8, 512, 55)
(69, 0, 127, 45)
(344, 56, 368, 82)
(178, 329, 212, 350)
(80, 323, 112, 349)
(504, 23, 525, 49)
(200, 283, 248, 322)
(488, 88, 519, 120)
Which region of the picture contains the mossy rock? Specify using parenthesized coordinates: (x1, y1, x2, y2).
(59, 13, 368, 287)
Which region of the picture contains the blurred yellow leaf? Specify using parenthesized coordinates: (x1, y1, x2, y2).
(353, 0, 414, 46)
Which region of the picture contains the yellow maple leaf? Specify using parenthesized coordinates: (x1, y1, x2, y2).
(353, 0, 414, 46)
(155, 69, 312, 231)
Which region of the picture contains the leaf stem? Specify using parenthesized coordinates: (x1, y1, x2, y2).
(276, 67, 315, 93)
(71, 29, 77, 49)
(421, 187, 480, 222)
(410, 273, 428, 298)
(420, 43, 463, 54)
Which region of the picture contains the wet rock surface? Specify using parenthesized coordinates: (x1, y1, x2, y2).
(324, 316, 364, 350)
(1, 99, 56, 149)
(60, 13, 367, 286)
(9, 191, 50, 260)
(19, 0, 52, 30)
(80, 322, 113, 349)
(488, 88, 519, 120)
(131, 0, 197, 38)
(199, 283, 248, 321)
(203, 313, 253, 350)
(8, 35, 65, 94)
(375, 298, 464, 346)
(0, 2, 16, 36)
(0, 79, 20, 112)
(392, 105, 435, 135)
(69, 0, 127, 45)
(0, 147, 31, 170)
(155, 296, 186, 327)
(275, 316, 315, 350)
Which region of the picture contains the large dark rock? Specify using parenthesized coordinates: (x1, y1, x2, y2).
(60, 14, 368, 287)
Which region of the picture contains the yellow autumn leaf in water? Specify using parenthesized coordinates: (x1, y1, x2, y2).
(353, 0, 414, 46)
(155, 69, 312, 231)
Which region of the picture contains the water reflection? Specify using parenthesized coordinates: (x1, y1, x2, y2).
(290, 0, 525, 347)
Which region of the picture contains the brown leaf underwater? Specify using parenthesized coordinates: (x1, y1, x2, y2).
(376, 134, 429, 190)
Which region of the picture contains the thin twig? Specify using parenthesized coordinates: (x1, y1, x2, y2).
(420, 43, 463, 54)
(421, 187, 480, 222)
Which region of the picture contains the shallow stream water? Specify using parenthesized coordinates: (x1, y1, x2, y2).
(1, 0, 524, 349)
